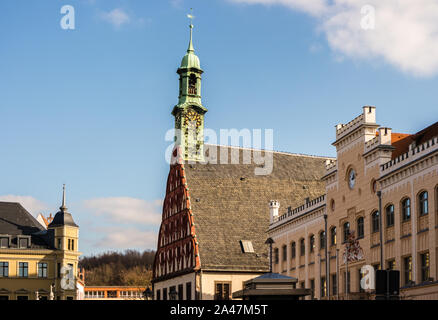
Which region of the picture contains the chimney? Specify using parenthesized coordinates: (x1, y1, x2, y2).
(363, 106, 376, 124)
(378, 127, 392, 145)
(269, 200, 280, 224)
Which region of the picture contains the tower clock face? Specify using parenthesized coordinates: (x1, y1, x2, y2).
(348, 169, 356, 189)
(184, 110, 202, 127)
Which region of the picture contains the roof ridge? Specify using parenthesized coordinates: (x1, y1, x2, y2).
(204, 143, 335, 159)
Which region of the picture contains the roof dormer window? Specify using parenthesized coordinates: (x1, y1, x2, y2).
(18, 236, 30, 249)
(240, 240, 254, 253)
(0, 236, 9, 248)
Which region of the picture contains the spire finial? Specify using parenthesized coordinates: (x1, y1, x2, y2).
(60, 184, 67, 212)
(187, 8, 195, 53)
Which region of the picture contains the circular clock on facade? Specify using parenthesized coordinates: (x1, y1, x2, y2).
(184, 110, 202, 127)
(348, 168, 356, 189)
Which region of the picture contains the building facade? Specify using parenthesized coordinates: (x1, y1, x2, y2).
(84, 286, 146, 300)
(0, 186, 81, 300)
(152, 23, 332, 300)
(268, 107, 438, 300)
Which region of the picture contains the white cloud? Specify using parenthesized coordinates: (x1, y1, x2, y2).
(93, 227, 157, 250)
(100, 8, 131, 28)
(83, 197, 162, 225)
(229, 0, 438, 77)
(0, 195, 49, 216)
(230, 0, 328, 16)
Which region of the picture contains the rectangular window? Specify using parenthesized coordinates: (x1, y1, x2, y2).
(0, 262, 8, 277)
(186, 282, 192, 301)
(421, 252, 430, 282)
(240, 240, 254, 253)
(310, 279, 315, 299)
(71, 239, 75, 251)
(17, 296, 28, 300)
(18, 262, 28, 277)
(38, 262, 48, 278)
(386, 205, 395, 227)
(332, 274, 337, 295)
(300, 239, 305, 256)
(402, 198, 411, 221)
(57, 238, 61, 249)
(0, 237, 8, 248)
(291, 243, 296, 259)
(320, 277, 327, 297)
(163, 288, 167, 301)
(403, 256, 412, 285)
(274, 248, 279, 264)
(57, 263, 61, 278)
(282, 245, 287, 262)
(387, 260, 395, 270)
(214, 282, 231, 300)
(178, 284, 183, 300)
(68, 239, 71, 250)
(156, 290, 161, 301)
(19, 238, 29, 248)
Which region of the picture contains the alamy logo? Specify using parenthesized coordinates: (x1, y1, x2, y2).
(361, 5, 375, 30)
(165, 128, 274, 176)
(360, 265, 375, 290)
(60, 5, 75, 30)
(60, 265, 75, 290)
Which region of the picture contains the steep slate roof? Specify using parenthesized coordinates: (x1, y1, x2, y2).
(0, 202, 53, 249)
(184, 145, 331, 272)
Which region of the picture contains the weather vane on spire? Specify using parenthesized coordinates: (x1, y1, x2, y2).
(187, 8, 195, 26)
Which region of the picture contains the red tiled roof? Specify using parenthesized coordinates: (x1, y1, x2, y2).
(391, 121, 438, 159)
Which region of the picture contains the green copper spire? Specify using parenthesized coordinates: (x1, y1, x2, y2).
(180, 23, 201, 70)
(187, 9, 195, 53)
(171, 12, 208, 163)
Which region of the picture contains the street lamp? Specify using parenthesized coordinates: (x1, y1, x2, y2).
(143, 287, 153, 300)
(169, 287, 177, 300)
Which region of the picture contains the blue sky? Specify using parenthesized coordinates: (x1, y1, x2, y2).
(0, 0, 437, 256)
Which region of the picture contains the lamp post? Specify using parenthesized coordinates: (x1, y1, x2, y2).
(377, 191, 384, 270)
(143, 287, 153, 300)
(324, 213, 329, 299)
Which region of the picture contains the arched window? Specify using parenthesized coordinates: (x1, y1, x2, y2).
(300, 238, 305, 256)
(282, 245, 287, 262)
(343, 222, 350, 243)
(386, 204, 395, 227)
(330, 227, 337, 246)
(188, 74, 197, 94)
(357, 217, 364, 238)
(309, 235, 315, 253)
(372, 211, 380, 233)
(291, 242, 296, 259)
(419, 191, 428, 216)
(401, 198, 411, 221)
(319, 231, 326, 249)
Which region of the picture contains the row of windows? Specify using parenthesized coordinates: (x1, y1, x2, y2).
(56, 238, 76, 251)
(156, 282, 193, 300)
(0, 236, 30, 249)
(0, 262, 48, 278)
(0, 295, 74, 301)
(304, 253, 430, 298)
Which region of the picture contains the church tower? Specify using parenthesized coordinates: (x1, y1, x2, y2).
(48, 185, 80, 299)
(171, 20, 207, 162)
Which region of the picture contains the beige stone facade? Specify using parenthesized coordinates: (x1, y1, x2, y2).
(269, 107, 438, 300)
